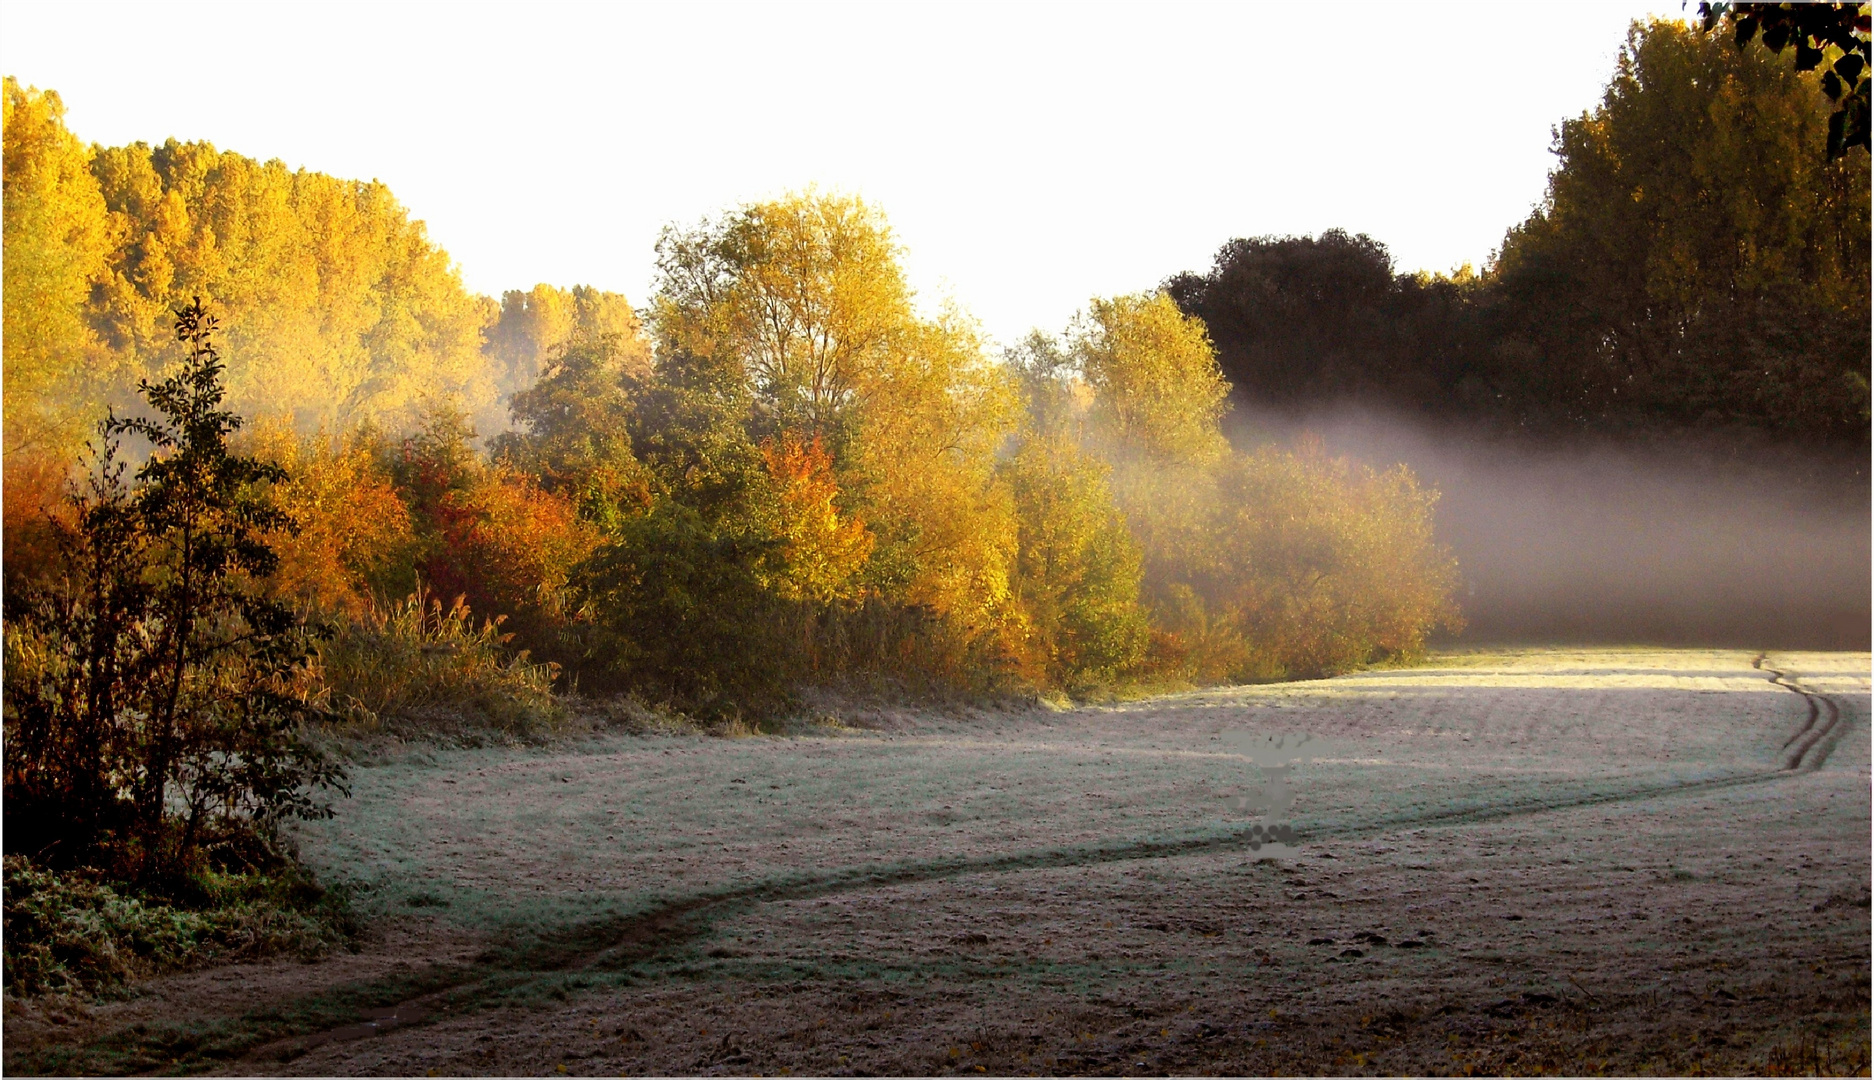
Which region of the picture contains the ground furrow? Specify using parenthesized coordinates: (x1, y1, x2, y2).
(160, 763, 1790, 1071)
(1756, 652, 1850, 770)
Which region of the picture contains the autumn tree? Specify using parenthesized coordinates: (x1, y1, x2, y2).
(3, 301, 344, 883)
(494, 334, 653, 524)
(1049, 292, 1462, 682)
(1073, 293, 1230, 466)
(654, 194, 914, 431)
(247, 421, 419, 619)
(1700, 1, 1871, 157)
(758, 432, 874, 607)
(1493, 17, 1870, 441)
(1201, 445, 1463, 680)
(1001, 431, 1149, 688)
(1058, 295, 1233, 667)
(1, 80, 117, 590)
(85, 140, 494, 433)
(482, 284, 649, 435)
(387, 407, 596, 647)
(649, 193, 1021, 660)
(2, 79, 117, 461)
(2, 93, 498, 449)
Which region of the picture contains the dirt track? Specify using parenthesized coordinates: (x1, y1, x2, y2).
(6, 648, 1869, 1076)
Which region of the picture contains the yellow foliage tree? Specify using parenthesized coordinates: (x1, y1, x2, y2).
(1065, 291, 1462, 682)
(652, 192, 1021, 652)
(1001, 431, 1148, 687)
(84, 139, 492, 432)
(3, 87, 498, 454)
(656, 193, 910, 424)
(2, 78, 116, 459)
(1073, 292, 1230, 466)
(1066, 293, 1232, 643)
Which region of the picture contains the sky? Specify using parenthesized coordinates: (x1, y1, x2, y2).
(3, 0, 1682, 348)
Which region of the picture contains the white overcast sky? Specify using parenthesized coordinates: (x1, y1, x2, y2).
(3, 1, 1681, 347)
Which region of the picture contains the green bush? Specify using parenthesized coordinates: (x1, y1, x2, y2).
(574, 498, 794, 720)
(2, 856, 350, 998)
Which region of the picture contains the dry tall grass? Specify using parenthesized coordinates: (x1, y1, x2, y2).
(313, 585, 560, 736)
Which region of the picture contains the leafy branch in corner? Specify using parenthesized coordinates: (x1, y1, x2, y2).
(1700, 1, 1871, 157)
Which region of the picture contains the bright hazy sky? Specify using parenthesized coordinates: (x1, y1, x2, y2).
(4, 1, 1682, 347)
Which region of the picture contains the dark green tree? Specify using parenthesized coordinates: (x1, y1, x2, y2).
(3, 299, 344, 885)
(566, 345, 791, 716)
(1169, 19, 1869, 446)
(1163, 231, 1485, 420)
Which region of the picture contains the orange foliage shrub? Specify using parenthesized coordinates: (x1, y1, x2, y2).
(423, 465, 599, 639)
(247, 422, 418, 618)
(758, 432, 873, 605)
(2, 450, 71, 594)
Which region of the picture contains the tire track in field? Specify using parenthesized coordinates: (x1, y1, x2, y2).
(45, 752, 1794, 1077)
(83, 673, 1847, 1073)
(1754, 652, 1850, 771)
(237, 763, 1793, 1059)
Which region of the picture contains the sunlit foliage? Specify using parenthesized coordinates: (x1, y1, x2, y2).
(1, 82, 495, 462)
(1196, 443, 1464, 680)
(1698, 1, 1871, 158)
(389, 408, 598, 646)
(1074, 293, 1230, 466)
(646, 193, 1023, 681)
(759, 432, 874, 605)
(2, 79, 117, 460)
(493, 334, 653, 523)
(245, 422, 418, 619)
(1001, 432, 1150, 688)
(89, 140, 492, 433)
(4, 84, 1468, 723)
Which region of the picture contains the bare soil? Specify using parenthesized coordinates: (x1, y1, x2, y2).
(6, 648, 1868, 1076)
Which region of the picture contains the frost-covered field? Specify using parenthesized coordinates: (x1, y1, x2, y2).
(9, 649, 1869, 1076)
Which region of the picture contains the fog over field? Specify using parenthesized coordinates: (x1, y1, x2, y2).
(1232, 408, 1873, 651)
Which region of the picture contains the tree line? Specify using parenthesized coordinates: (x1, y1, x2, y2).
(4, 74, 628, 461)
(1167, 19, 1869, 448)
(2, 198, 1462, 894)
